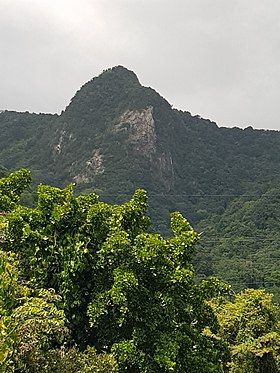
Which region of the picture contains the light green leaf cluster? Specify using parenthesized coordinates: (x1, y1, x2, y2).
(213, 289, 280, 372)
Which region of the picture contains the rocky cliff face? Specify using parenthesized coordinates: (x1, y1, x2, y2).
(44, 66, 179, 195)
(114, 106, 156, 158)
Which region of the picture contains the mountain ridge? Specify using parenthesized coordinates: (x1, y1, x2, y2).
(1, 65, 279, 205)
(1, 65, 279, 197)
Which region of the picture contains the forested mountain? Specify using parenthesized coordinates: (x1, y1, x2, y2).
(1, 65, 280, 299)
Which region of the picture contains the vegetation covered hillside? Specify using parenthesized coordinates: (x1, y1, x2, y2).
(1, 66, 280, 298)
(195, 181, 280, 300)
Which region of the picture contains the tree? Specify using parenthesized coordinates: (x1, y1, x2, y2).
(0, 249, 67, 371)
(0, 168, 31, 212)
(212, 289, 280, 373)
(0, 249, 118, 373)
(2, 170, 230, 372)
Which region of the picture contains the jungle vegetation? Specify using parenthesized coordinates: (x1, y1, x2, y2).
(1, 170, 280, 372)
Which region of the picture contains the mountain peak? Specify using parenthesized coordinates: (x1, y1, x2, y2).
(63, 66, 142, 116)
(99, 65, 140, 86)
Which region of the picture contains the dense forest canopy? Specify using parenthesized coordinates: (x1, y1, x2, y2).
(1, 66, 280, 370)
(1, 66, 280, 300)
(1, 169, 280, 372)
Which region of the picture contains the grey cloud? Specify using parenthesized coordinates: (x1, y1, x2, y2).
(0, 0, 280, 130)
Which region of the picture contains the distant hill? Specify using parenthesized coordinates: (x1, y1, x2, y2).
(1, 66, 280, 299)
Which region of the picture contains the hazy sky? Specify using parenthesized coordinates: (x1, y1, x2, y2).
(1, 0, 280, 130)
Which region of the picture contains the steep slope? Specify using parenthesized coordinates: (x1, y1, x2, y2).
(194, 181, 280, 299)
(1, 66, 279, 201)
(51, 66, 177, 196)
(0, 110, 59, 184)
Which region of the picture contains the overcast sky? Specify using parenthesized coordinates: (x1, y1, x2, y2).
(0, 0, 280, 130)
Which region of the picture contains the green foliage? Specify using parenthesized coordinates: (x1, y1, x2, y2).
(85, 211, 229, 372)
(1, 68, 280, 305)
(195, 184, 280, 302)
(1, 68, 280, 306)
(0, 248, 118, 373)
(1, 170, 231, 372)
(0, 249, 66, 371)
(0, 168, 31, 212)
(41, 346, 118, 373)
(1, 64, 280, 370)
(213, 289, 280, 372)
(0, 250, 29, 316)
